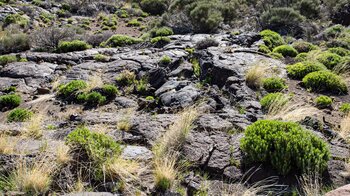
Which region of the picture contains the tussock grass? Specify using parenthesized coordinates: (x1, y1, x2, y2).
(298, 173, 322, 196)
(105, 157, 141, 182)
(23, 113, 44, 139)
(152, 108, 198, 191)
(56, 143, 71, 165)
(268, 102, 319, 122)
(0, 135, 18, 154)
(263, 94, 292, 117)
(340, 114, 350, 142)
(84, 74, 103, 93)
(245, 65, 269, 89)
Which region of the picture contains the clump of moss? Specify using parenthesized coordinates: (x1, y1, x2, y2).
(286, 61, 326, 80)
(272, 45, 298, 57)
(302, 71, 348, 94)
(315, 95, 333, 109)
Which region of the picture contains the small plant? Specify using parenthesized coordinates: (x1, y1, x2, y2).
(101, 84, 119, 98)
(315, 96, 333, 109)
(146, 96, 155, 101)
(0, 55, 17, 66)
(302, 71, 348, 94)
(185, 48, 195, 54)
(85, 92, 106, 106)
(260, 92, 291, 114)
(151, 36, 171, 47)
(240, 120, 330, 175)
(245, 65, 267, 89)
(7, 108, 33, 122)
(57, 40, 92, 53)
(4, 13, 29, 28)
(340, 103, 350, 114)
(328, 47, 350, 57)
(286, 61, 326, 80)
(117, 120, 131, 131)
(136, 78, 149, 93)
(262, 77, 287, 92)
(0, 94, 21, 110)
(160, 55, 171, 65)
(3, 86, 17, 93)
(292, 41, 317, 53)
(272, 45, 298, 57)
(127, 19, 141, 27)
(155, 27, 174, 37)
(316, 52, 342, 69)
(195, 38, 219, 50)
(58, 80, 87, 100)
(191, 58, 201, 77)
(93, 54, 109, 62)
(295, 53, 308, 62)
(101, 34, 142, 47)
(259, 30, 284, 50)
(115, 70, 136, 86)
(258, 44, 271, 54)
(268, 52, 284, 59)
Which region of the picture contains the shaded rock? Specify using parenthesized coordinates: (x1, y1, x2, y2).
(168, 61, 193, 78)
(148, 68, 167, 89)
(121, 145, 153, 161)
(197, 114, 233, 132)
(114, 96, 138, 108)
(326, 184, 350, 196)
(0, 62, 57, 78)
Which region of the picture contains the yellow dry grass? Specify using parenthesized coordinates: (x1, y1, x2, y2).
(268, 102, 319, 122)
(299, 173, 322, 196)
(245, 65, 269, 89)
(340, 114, 350, 141)
(153, 153, 178, 191)
(84, 74, 104, 93)
(0, 135, 18, 154)
(56, 143, 71, 165)
(105, 157, 141, 182)
(23, 113, 44, 139)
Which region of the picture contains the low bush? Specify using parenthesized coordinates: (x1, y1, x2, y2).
(195, 38, 219, 50)
(316, 52, 342, 69)
(7, 108, 33, 122)
(272, 45, 298, 57)
(315, 95, 333, 109)
(155, 27, 173, 37)
(101, 84, 119, 98)
(0, 55, 17, 66)
(115, 70, 136, 86)
(260, 30, 284, 50)
(302, 71, 348, 94)
(323, 25, 344, 39)
(57, 40, 92, 53)
(262, 77, 287, 92)
(93, 54, 109, 62)
(85, 92, 106, 106)
(258, 44, 271, 54)
(240, 120, 330, 175)
(295, 53, 308, 62)
(151, 36, 171, 47)
(0, 31, 29, 54)
(4, 14, 29, 28)
(260, 92, 290, 112)
(286, 61, 326, 80)
(268, 52, 284, 59)
(127, 19, 141, 27)
(159, 55, 171, 64)
(292, 41, 317, 53)
(0, 94, 21, 110)
(189, 1, 224, 33)
(140, 0, 167, 15)
(58, 80, 87, 100)
(328, 47, 350, 57)
(101, 34, 142, 47)
(340, 103, 350, 114)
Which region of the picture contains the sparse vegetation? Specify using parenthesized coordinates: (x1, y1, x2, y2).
(316, 52, 342, 69)
(340, 103, 350, 114)
(0, 94, 21, 110)
(260, 92, 291, 115)
(7, 108, 33, 122)
(101, 34, 142, 47)
(57, 40, 92, 53)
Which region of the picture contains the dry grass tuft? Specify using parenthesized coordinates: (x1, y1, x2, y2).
(105, 157, 141, 183)
(117, 120, 131, 131)
(268, 102, 319, 122)
(84, 74, 104, 93)
(299, 173, 322, 196)
(55, 143, 71, 165)
(340, 114, 350, 142)
(153, 153, 178, 191)
(23, 113, 44, 139)
(0, 135, 18, 154)
(245, 65, 269, 89)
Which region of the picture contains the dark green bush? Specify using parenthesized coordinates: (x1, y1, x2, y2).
(302, 71, 348, 94)
(331, 1, 350, 26)
(93, 54, 109, 62)
(297, 0, 321, 19)
(101, 84, 119, 98)
(85, 92, 106, 106)
(140, 0, 167, 15)
(315, 95, 333, 109)
(262, 77, 287, 92)
(0, 94, 21, 110)
(328, 47, 350, 57)
(57, 40, 91, 53)
(240, 120, 330, 175)
(115, 70, 136, 86)
(260, 7, 304, 36)
(260, 30, 284, 50)
(272, 45, 298, 57)
(58, 80, 87, 99)
(101, 34, 142, 47)
(292, 41, 317, 53)
(340, 103, 350, 114)
(7, 108, 33, 122)
(0, 55, 17, 65)
(323, 25, 345, 39)
(316, 52, 342, 69)
(189, 1, 224, 33)
(286, 61, 326, 80)
(155, 27, 174, 37)
(4, 14, 29, 28)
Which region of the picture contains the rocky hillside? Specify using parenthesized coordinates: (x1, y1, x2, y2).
(0, 0, 350, 196)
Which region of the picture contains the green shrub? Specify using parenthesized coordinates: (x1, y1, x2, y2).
(268, 52, 284, 59)
(66, 127, 122, 177)
(58, 80, 87, 99)
(260, 30, 284, 50)
(159, 55, 171, 64)
(57, 40, 92, 53)
(115, 70, 136, 86)
(151, 36, 171, 46)
(258, 44, 271, 54)
(0, 94, 21, 110)
(0, 32, 29, 54)
(340, 103, 350, 114)
(7, 108, 33, 122)
(0, 55, 17, 66)
(140, 0, 167, 15)
(302, 71, 348, 94)
(85, 92, 106, 106)
(315, 95, 333, 109)
(328, 47, 350, 57)
(4, 14, 29, 28)
(240, 120, 330, 175)
(93, 54, 108, 62)
(316, 52, 342, 69)
(101, 34, 142, 47)
(324, 25, 344, 39)
(3, 86, 16, 93)
(260, 92, 290, 111)
(101, 84, 119, 98)
(127, 19, 141, 27)
(136, 78, 149, 93)
(286, 61, 326, 80)
(292, 41, 317, 53)
(155, 27, 173, 37)
(262, 77, 287, 92)
(295, 52, 308, 62)
(272, 45, 298, 57)
(145, 96, 155, 101)
(189, 1, 224, 33)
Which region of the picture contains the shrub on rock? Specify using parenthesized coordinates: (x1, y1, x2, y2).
(328, 47, 350, 57)
(151, 36, 171, 47)
(58, 80, 87, 100)
(0, 55, 17, 66)
(295, 52, 308, 62)
(260, 30, 284, 50)
(57, 40, 92, 53)
(85, 92, 106, 106)
(272, 45, 298, 57)
(302, 71, 348, 94)
(0, 94, 21, 110)
(240, 120, 330, 175)
(155, 27, 174, 37)
(258, 44, 271, 54)
(340, 103, 350, 114)
(262, 77, 287, 92)
(101, 34, 142, 47)
(292, 41, 317, 53)
(101, 84, 119, 98)
(7, 108, 33, 122)
(159, 55, 171, 65)
(316, 52, 342, 69)
(286, 61, 326, 80)
(315, 95, 333, 109)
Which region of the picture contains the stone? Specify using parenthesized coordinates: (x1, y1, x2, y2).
(325, 184, 350, 196)
(121, 145, 153, 161)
